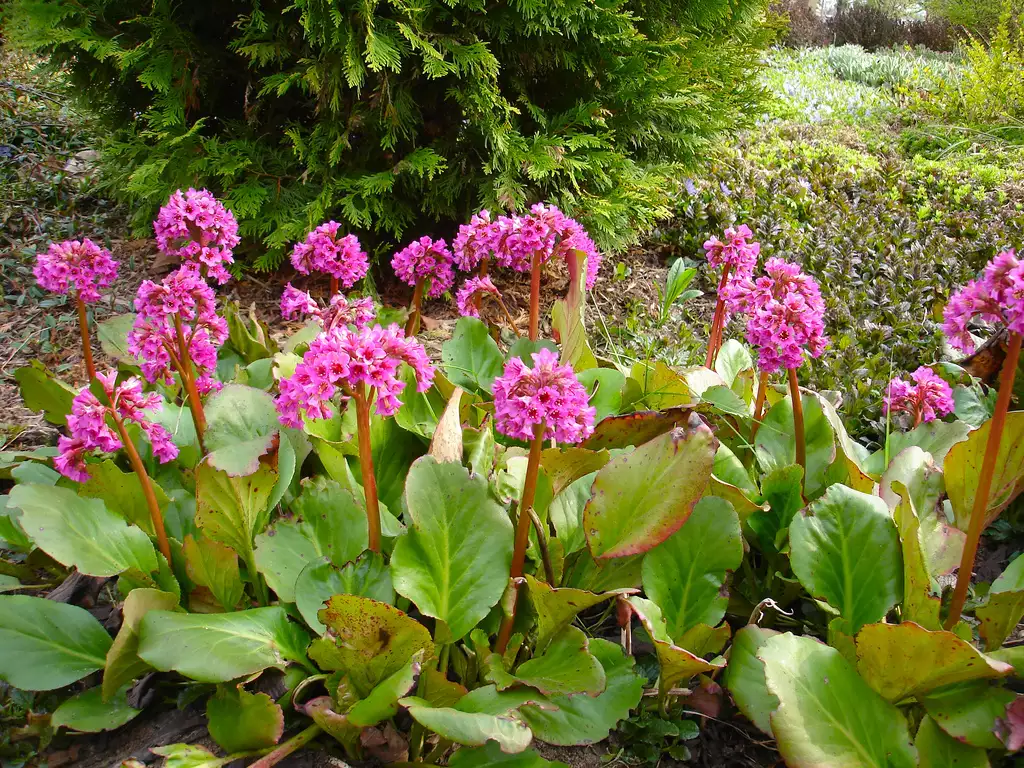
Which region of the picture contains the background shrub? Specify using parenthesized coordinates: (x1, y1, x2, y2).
(770, 0, 831, 47)
(2, 0, 772, 270)
(829, 5, 955, 51)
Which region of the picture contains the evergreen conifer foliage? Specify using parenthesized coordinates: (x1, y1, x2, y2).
(4, 0, 770, 268)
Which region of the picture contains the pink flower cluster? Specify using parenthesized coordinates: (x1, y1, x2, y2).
(290, 223, 369, 288)
(280, 283, 375, 330)
(727, 258, 828, 373)
(884, 366, 955, 424)
(703, 225, 759, 279)
(456, 276, 501, 318)
(943, 249, 1024, 354)
(391, 237, 456, 298)
(34, 238, 118, 303)
(276, 324, 435, 427)
(453, 210, 497, 271)
(56, 371, 177, 482)
(127, 267, 228, 393)
(492, 204, 601, 289)
(492, 348, 595, 444)
(154, 189, 240, 284)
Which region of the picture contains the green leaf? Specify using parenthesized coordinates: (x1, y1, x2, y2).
(628, 597, 723, 698)
(365, 410, 426, 512)
(789, 484, 903, 634)
(945, 412, 1024, 529)
(402, 696, 533, 754)
(523, 574, 622, 652)
(395, 370, 448, 439)
(714, 340, 754, 389)
(207, 687, 284, 753)
(52, 685, 141, 732)
(96, 313, 138, 364)
(295, 552, 394, 634)
(856, 621, 1012, 703)
(79, 459, 171, 536)
(758, 633, 917, 768)
(583, 415, 717, 560)
(183, 535, 243, 612)
(224, 301, 278, 363)
(348, 655, 422, 727)
(915, 715, 990, 768)
(628, 361, 694, 410)
(581, 407, 697, 451)
(448, 743, 569, 768)
(138, 607, 309, 683)
(562, 551, 643, 592)
(308, 594, 432, 697)
(977, 554, 1024, 650)
(866, 420, 973, 475)
(755, 391, 836, 498)
(204, 384, 282, 477)
(9, 484, 158, 577)
(150, 744, 234, 768)
(13, 361, 76, 426)
(920, 681, 1016, 749)
(0, 595, 112, 690)
(103, 588, 181, 700)
(723, 625, 779, 735)
(500, 626, 605, 696)
(747, 464, 803, 555)
(443, 317, 505, 395)
(540, 447, 609, 497)
(547, 472, 595, 555)
(392, 457, 514, 640)
(641, 496, 742, 640)
(519, 638, 644, 746)
(0, 495, 32, 551)
(576, 368, 625, 423)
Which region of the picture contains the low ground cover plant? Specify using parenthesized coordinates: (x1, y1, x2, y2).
(3, 190, 1024, 767)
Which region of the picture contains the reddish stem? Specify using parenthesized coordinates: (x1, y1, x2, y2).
(751, 370, 770, 441)
(110, 410, 171, 564)
(945, 332, 1022, 629)
(75, 296, 97, 381)
(248, 725, 322, 768)
(173, 315, 207, 452)
(405, 279, 425, 337)
(354, 385, 382, 553)
(788, 368, 806, 478)
(528, 253, 542, 342)
(705, 264, 732, 369)
(495, 423, 546, 654)
(330, 276, 339, 297)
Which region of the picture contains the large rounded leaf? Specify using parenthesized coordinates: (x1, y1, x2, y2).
(581, 407, 699, 451)
(856, 621, 1012, 703)
(138, 607, 309, 683)
(755, 391, 836, 498)
(392, 457, 514, 640)
(497, 626, 606, 697)
(0, 596, 112, 691)
(583, 415, 717, 560)
(51, 685, 141, 733)
(195, 462, 277, 576)
(920, 681, 1017, 750)
(758, 633, 917, 768)
(103, 588, 181, 700)
(449, 743, 569, 768)
(723, 625, 779, 735)
(207, 687, 284, 753)
(977, 554, 1024, 650)
(79, 459, 171, 535)
(523, 574, 623, 652)
(295, 553, 394, 634)
(204, 384, 281, 477)
(442, 317, 505, 395)
(628, 597, 723, 698)
(641, 496, 742, 641)
(790, 484, 903, 634)
(183, 535, 243, 613)
(8, 484, 158, 577)
(946, 411, 1024, 529)
(915, 715, 990, 768)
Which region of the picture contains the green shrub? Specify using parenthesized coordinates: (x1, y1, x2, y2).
(2, 0, 772, 269)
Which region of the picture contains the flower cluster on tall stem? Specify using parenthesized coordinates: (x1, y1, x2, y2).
(392, 237, 455, 336)
(884, 366, 955, 428)
(290, 223, 369, 296)
(702, 225, 759, 369)
(275, 320, 435, 551)
(55, 371, 176, 562)
(943, 249, 1024, 629)
(35, 238, 119, 381)
(154, 188, 239, 285)
(491, 348, 595, 653)
(127, 267, 228, 449)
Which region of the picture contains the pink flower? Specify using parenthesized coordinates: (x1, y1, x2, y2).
(391, 237, 456, 299)
(492, 204, 601, 289)
(492, 348, 595, 444)
(703, 224, 759, 280)
(456, 276, 501, 318)
(943, 249, 1024, 354)
(276, 324, 435, 427)
(735, 258, 828, 373)
(453, 210, 498, 272)
(883, 366, 955, 425)
(35, 239, 118, 303)
(55, 371, 177, 481)
(154, 189, 240, 284)
(290, 223, 369, 288)
(280, 283, 375, 330)
(127, 267, 228, 394)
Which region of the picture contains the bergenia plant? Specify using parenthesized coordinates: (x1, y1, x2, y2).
(276, 320, 435, 550)
(55, 370, 176, 562)
(34, 238, 118, 381)
(883, 366, 955, 427)
(455, 275, 519, 333)
(703, 224, 759, 368)
(127, 266, 228, 448)
(290, 222, 369, 296)
(942, 248, 1024, 627)
(154, 188, 240, 284)
(491, 347, 595, 652)
(391, 236, 455, 335)
(280, 283, 375, 330)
